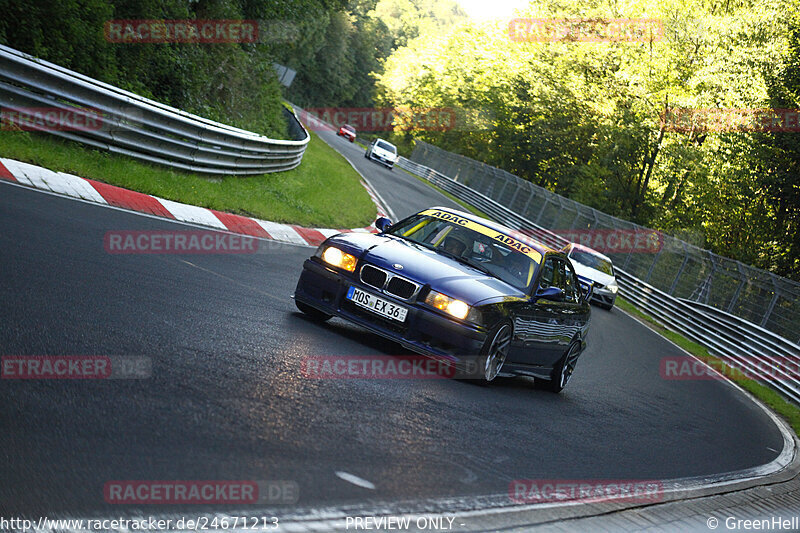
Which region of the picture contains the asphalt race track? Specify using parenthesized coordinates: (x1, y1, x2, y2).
(321, 131, 462, 219)
(0, 134, 785, 520)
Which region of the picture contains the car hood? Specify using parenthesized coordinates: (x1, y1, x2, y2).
(570, 261, 616, 287)
(326, 233, 526, 306)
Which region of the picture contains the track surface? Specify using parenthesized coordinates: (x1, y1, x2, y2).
(0, 136, 784, 519)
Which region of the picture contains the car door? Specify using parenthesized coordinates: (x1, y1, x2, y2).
(564, 259, 591, 341)
(506, 255, 565, 369)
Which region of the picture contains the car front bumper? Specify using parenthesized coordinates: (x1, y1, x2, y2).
(591, 287, 617, 307)
(368, 152, 395, 166)
(294, 259, 487, 361)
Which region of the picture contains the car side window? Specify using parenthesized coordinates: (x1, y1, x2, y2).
(539, 258, 555, 289)
(563, 261, 580, 303)
(551, 260, 566, 292)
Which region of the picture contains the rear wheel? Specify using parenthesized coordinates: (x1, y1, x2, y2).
(478, 321, 513, 383)
(295, 300, 332, 322)
(540, 341, 581, 393)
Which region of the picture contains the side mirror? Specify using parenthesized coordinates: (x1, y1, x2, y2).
(582, 284, 594, 303)
(375, 217, 393, 233)
(536, 286, 565, 302)
(578, 278, 594, 303)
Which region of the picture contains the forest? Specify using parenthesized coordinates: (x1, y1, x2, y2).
(0, 0, 797, 280)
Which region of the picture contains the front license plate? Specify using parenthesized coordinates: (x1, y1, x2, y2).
(347, 287, 408, 322)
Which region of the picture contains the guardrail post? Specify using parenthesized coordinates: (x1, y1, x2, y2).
(508, 186, 520, 209)
(727, 263, 747, 313)
(570, 210, 582, 229)
(668, 243, 690, 296)
(761, 276, 781, 328)
(521, 192, 533, 217)
(535, 198, 550, 225)
(644, 247, 663, 283)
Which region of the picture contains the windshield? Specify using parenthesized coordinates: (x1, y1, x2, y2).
(376, 140, 396, 153)
(387, 215, 539, 291)
(342, 124, 355, 132)
(569, 249, 615, 276)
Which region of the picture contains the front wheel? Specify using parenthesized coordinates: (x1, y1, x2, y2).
(478, 321, 513, 383)
(295, 300, 332, 322)
(539, 341, 581, 393)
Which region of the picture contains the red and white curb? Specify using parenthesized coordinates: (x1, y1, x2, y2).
(0, 157, 389, 247)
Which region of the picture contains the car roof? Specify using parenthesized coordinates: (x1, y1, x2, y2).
(426, 206, 554, 256)
(566, 242, 613, 263)
(342, 124, 355, 129)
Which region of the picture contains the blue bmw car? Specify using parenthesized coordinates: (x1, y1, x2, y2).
(294, 207, 592, 392)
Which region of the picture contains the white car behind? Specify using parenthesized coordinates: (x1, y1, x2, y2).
(365, 138, 397, 169)
(563, 243, 619, 309)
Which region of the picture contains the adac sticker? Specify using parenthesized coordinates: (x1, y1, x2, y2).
(422, 209, 542, 263)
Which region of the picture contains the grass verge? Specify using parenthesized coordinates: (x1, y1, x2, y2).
(616, 297, 800, 437)
(0, 129, 376, 228)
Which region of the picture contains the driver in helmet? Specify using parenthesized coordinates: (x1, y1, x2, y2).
(505, 251, 531, 286)
(442, 231, 468, 257)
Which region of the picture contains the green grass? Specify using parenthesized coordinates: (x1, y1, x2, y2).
(0, 129, 376, 228)
(616, 297, 800, 436)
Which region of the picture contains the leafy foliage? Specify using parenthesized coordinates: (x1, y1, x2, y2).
(375, 0, 800, 280)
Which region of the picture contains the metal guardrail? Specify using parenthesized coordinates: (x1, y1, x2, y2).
(410, 141, 800, 345)
(0, 44, 309, 175)
(397, 156, 800, 404)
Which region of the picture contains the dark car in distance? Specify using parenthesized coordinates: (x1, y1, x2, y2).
(294, 207, 592, 392)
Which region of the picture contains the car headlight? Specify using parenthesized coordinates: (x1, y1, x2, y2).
(425, 290, 470, 320)
(608, 282, 619, 294)
(321, 246, 357, 272)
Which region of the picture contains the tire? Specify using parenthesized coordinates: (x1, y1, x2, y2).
(540, 341, 581, 393)
(295, 300, 332, 322)
(477, 321, 513, 383)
